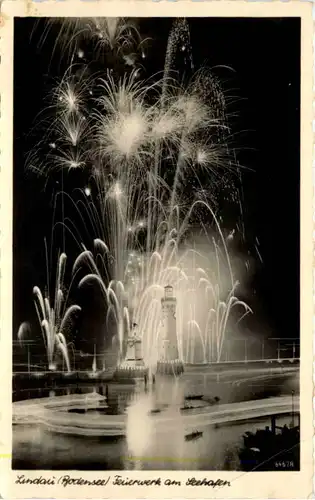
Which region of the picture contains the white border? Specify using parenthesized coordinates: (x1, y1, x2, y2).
(0, 2, 313, 499)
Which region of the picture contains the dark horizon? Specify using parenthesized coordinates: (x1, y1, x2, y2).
(13, 17, 300, 355)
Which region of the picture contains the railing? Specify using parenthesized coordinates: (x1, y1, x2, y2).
(186, 358, 300, 365)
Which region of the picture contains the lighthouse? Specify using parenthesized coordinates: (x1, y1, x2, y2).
(157, 285, 184, 375)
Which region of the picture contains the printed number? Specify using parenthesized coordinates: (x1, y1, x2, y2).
(274, 461, 295, 468)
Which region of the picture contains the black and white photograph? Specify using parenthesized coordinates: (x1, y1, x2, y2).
(10, 12, 305, 475)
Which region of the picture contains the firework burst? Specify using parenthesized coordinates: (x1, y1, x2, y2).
(26, 17, 250, 368)
(29, 253, 81, 371)
(37, 17, 147, 65)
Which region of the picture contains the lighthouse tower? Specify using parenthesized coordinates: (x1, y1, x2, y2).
(157, 285, 184, 375)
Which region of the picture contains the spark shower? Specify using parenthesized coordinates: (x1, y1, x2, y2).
(19, 17, 252, 371)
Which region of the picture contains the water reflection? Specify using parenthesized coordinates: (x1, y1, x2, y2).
(124, 377, 187, 470)
(12, 372, 299, 470)
(126, 391, 154, 470)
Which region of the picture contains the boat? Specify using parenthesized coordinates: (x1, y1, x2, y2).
(185, 430, 203, 441)
(239, 415, 300, 471)
(185, 394, 204, 400)
(180, 404, 195, 411)
(149, 408, 162, 414)
(180, 402, 206, 412)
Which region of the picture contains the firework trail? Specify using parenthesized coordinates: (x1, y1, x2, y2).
(36, 17, 147, 64)
(27, 17, 250, 367)
(19, 252, 81, 372)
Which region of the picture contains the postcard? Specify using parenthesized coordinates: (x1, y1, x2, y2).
(0, 1, 313, 498)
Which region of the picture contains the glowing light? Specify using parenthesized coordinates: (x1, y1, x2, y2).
(17, 322, 30, 346)
(54, 77, 90, 117)
(27, 17, 248, 371)
(123, 54, 136, 66)
(227, 229, 235, 241)
(63, 88, 77, 112)
(112, 181, 123, 199)
(69, 160, 81, 169)
(196, 149, 208, 165)
(126, 393, 153, 459)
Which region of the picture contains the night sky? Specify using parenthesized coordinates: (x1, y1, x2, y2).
(13, 17, 300, 350)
